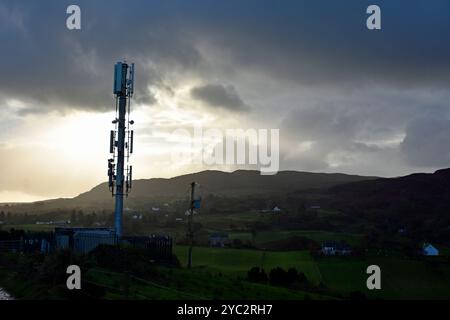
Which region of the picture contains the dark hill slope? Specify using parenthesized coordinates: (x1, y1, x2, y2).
(1, 170, 376, 213)
(329, 168, 450, 215)
(75, 169, 376, 202)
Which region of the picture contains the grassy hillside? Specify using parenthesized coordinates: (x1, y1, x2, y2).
(229, 230, 364, 248)
(1, 233, 449, 300)
(79, 169, 376, 200)
(173, 246, 450, 299)
(317, 256, 450, 299)
(174, 245, 323, 283)
(84, 267, 330, 300)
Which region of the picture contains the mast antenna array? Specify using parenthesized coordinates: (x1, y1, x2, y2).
(107, 61, 135, 237)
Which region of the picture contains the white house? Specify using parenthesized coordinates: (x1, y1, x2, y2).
(423, 243, 439, 256)
(209, 233, 229, 247)
(321, 241, 352, 256)
(272, 206, 282, 213)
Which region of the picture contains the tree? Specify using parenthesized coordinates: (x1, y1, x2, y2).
(287, 268, 298, 282)
(85, 213, 94, 226)
(232, 238, 243, 248)
(92, 212, 98, 224)
(251, 228, 258, 245)
(248, 267, 268, 283)
(269, 267, 308, 287)
(77, 210, 85, 225)
(70, 210, 77, 225)
(297, 271, 309, 286)
(269, 267, 289, 286)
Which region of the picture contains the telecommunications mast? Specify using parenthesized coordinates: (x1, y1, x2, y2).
(107, 61, 135, 237)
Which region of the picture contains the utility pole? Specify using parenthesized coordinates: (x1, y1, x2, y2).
(187, 181, 195, 268)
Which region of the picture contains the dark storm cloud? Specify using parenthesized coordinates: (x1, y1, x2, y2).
(0, 0, 449, 114)
(1, 0, 450, 178)
(191, 84, 249, 112)
(176, 0, 450, 87)
(401, 115, 450, 167)
(0, 0, 203, 113)
(277, 88, 450, 175)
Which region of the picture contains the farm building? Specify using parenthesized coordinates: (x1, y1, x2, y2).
(56, 228, 173, 256)
(422, 243, 439, 256)
(209, 233, 229, 247)
(321, 241, 352, 256)
(0, 227, 173, 259)
(272, 206, 282, 213)
(55, 227, 117, 254)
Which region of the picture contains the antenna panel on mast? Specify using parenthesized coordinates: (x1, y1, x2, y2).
(128, 63, 135, 97)
(113, 62, 123, 95)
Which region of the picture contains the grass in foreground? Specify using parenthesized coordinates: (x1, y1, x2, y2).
(174, 245, 323, 284)
(85, 267, 331, 300)
(174, 245, 450, 300)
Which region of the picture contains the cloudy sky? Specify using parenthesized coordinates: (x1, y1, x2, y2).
(0, 0, 450, 202)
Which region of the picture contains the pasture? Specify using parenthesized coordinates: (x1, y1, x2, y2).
(174, 245, 450, 299)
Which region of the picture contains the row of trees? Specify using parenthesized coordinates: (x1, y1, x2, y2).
(0, 209, 114, 227)
(247, 266, 309, 288)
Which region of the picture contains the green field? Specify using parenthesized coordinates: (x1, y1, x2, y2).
(174, 245, 323, 283)
(2, 222, 449, 299)
(174, 245, 450, 299)
(84, 268, 330, 300)
(229, 230, 364, 247)
(317, 256, 450, 299)
(0, 262, 330, 300)
(195, 212, 271, 232)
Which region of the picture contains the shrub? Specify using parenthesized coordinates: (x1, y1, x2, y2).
(269, 267, 290, 286)
(247, 266, 268, 283)
(268, 267, 309, 288)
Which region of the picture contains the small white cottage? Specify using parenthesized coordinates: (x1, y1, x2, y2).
(423, 243, 439, 256)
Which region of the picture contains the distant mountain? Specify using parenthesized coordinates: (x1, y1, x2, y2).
(329, 168, 450, 216)
(1, 170, 377, 213)
(78, 169, 376, 199)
